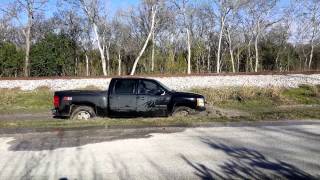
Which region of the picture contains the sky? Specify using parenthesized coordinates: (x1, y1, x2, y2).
(0, 0, 292, 17)
(0, 0, 140, 19)
(0, 0, 293, 25)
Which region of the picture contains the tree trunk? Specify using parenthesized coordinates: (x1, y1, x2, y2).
(75, 57, 78, 75)
(275, 52, 280, 71)
(308, 39, 314, 70)
(130, 6, 157, 75)
(93, 23, 107, 76)
(308, 7, 318, 70)
(24, 3, 33, 77)
(106, 42, 110, 75)
(186, 28, 191, 74)
(196, 57, 199, 73)
(248, 41, 251, 72)
(118, 49, 121, 76)
(287, 51, 290, 71)
(201, 53, 205, 72)
(85, 54, 89, 76)
(254, 34, 259, 72)
(236, 48, 241, 72)
(24, 27, 31, 77)
(217, 17, 225, 73)
(151, 30, 155, 72)
(254, 22, 260, 72)
(226, 28, 235, 73)
(207, 45, 211, 72)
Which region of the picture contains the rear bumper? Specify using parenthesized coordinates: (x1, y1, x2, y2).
(52, 108, 70, 118)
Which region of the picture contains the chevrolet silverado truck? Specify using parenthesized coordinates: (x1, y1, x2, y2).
(53, 77, 206, 120)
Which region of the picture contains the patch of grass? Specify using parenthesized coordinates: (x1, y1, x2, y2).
(191, 85, 320, 112)
(0, 88, 53, 114)
(219, 98, 276, 112)
(281, 84, 320, 104)
(192, 86, 282, 104)
(250, 106, 320, 121)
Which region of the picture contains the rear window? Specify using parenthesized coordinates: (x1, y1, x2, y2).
(114, 80, 136, 94)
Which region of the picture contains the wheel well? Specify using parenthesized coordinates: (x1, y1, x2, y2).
(171, 103, 193, 113)
(71, 103, 96, 113)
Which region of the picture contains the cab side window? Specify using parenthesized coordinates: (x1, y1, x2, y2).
(114, 80, 136, 94)
(138, 80, 161, 95)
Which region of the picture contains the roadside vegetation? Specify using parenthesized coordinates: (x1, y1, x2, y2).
(0, 87, 53, 114)
(191, 84, 320, 110)
(192, 85, 320, 120)
(0, 84, 319, 130)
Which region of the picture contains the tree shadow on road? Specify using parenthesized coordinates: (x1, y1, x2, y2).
(181, 139, 318, 180)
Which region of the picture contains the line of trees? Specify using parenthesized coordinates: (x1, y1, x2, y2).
(0, 0, 319, 77)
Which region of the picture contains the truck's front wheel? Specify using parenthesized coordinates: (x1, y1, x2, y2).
(71, 106, 96, 120)
(172, 106, 194, 117)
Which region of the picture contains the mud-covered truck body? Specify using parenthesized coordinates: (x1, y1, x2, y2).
(53, 77, 205, 120)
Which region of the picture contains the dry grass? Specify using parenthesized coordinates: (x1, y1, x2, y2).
(0, 87, 53, 114)
(191, 86, 283, 104)
(190, 85, 320, 112)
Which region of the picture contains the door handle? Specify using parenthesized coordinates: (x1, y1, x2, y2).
(137, 96, 145, 100)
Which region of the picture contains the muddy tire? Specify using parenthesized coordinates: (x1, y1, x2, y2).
(70, 106, 96, 120)
(172, 106, 194, 117)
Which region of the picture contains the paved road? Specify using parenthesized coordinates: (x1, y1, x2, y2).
(0, 121, 319, 180)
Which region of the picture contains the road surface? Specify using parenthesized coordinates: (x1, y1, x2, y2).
(0, 121, 319, 180)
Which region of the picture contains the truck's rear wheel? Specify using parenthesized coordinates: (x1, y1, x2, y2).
(71, 106, 96, 120)
(172, 106, 194, 117)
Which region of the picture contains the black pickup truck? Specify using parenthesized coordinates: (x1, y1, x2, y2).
(53, 77, 205, 120)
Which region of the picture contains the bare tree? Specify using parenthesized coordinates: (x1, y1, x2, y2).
(246, 0, 279, 72)
(297, 0, 320, 69)
(1, 0, 47, 77)
(225, 26, 235, 72)
(112, 14, 128, 76)
(130, 1, 159, 75)
(99, 20, 112, 75)
(79, 19, 92, 76)
(66, 0, 108, 76)
(171, 0, 194, 74)
(213, 0, 232, 73)
(54, 9, 84, 75)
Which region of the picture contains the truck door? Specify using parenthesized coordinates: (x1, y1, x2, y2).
(136, 80, 170, 117)
(109, 79, 137, 117)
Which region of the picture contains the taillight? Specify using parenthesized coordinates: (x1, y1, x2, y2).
(54, 96, 60, 108)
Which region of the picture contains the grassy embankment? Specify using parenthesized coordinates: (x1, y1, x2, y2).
(0, 84, 319, 129)
(192, 84, 320, 120)
(0, 87, 52, 114)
